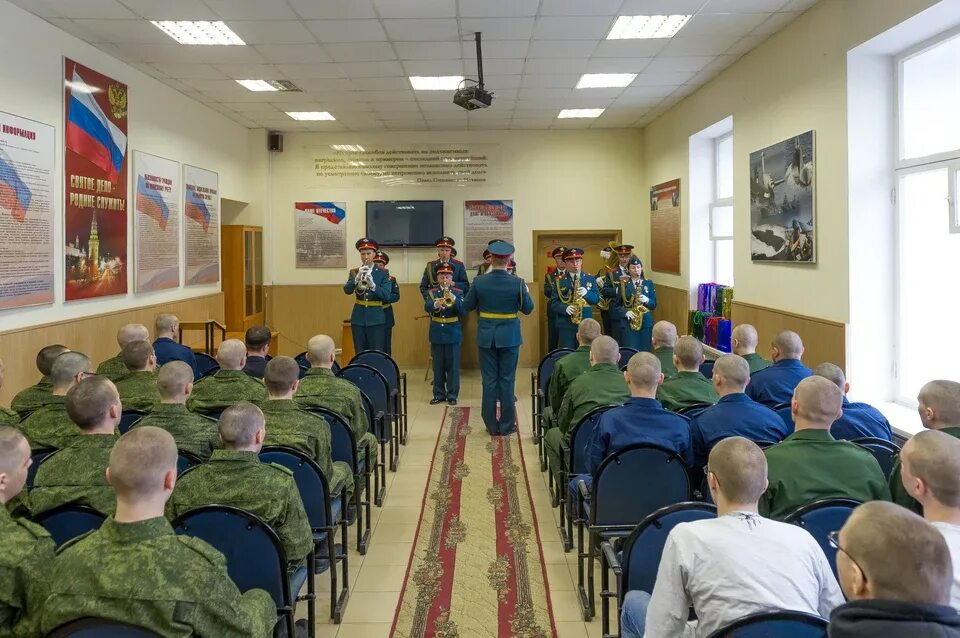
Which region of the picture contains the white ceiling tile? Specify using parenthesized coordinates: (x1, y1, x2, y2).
(619, 0, 708, 13)
(584, 57, 653, 73)
(204, 0, 299, 19)
(561, 94, 618, 107)
(592, 39, 669, 58)
(458, 0, 539, 17)
(222, 102, 284, 113)
(252, 44, 332, 64)
(112, 43, 265, 64)
(355, 90, 417, 102)
(680, 12, 771, 36)
(659, 35, 740, 56)
(30, 0, 137, 18)
(69, 19, 171, 43)
(510, 119, 552, 129)
(415, 90, 460, 101)
(526, 40, 598, 58)
(752, 11, 802, 35)
(459, 18, 536, 40)
(482, 58, 524, 75)
(326, 42, 397, 62)
(780, 0, 818, 11)
(401, 59, 465, 75)
(349, 76, 412, 90)
(371, 102, 421, 112)
(481, 76, 521, 91)
(512, 108, 560, 117)
(533, 16, 615, 40)
(517, 88, 574, 101)
(698, 54, 738, 73)
(44, 18, 98, 41)
(644, 56, 713, 73)
(382, 19, 460, 41)
(152, 63, 227, 79)
(129, 62, 169, 77)
(276, 64, 344, 79)
(181, 77, 245, 91)
(592, 119, 640, 128)
(373, 0, 456, 18)
(285, 0, 377, 19)
(119, 0, 219, 20)
(524, 58, 589, 74)
(703, 0, 788, 11)
(419, 107, 469, 118)
(305, 20, 387, 42)
(394, 41, 461, 59)
(520, 75, 580, 89)
(552, 118, 594, 128)
(540, 0, 624, 16)
(158, 78, 195, 92)
(227, 20, 316, 44)
(724, 34, 769, 55)
(338, 60, 406, 77)
(620, 84, 678, 100)
(213, 64, 288, 80)
(632, 70, 696, 85)
(570, 87, 627, 101)
(462, 39, 530, 59)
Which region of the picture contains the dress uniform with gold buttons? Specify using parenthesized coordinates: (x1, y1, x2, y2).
(373, 250, 400, 356)
(425, 264, 465, 405)
(419, 236, 469, 302)
(543, 246, 567, 351)
(343, 238, 393, 353)
(549, 248, 600, 350)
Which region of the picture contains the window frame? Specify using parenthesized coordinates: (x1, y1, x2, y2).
(710, 132, 734, 285)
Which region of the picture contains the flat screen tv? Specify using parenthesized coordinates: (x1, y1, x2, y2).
(366, 200, 443, 247)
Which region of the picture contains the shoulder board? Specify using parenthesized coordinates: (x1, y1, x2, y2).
(266, 462, 295, 476)
(452, 287, 463, 293)
(56, 528, 97, 554)
(451, 258, 463, 265)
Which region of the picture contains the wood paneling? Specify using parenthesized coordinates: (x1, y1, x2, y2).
(731, 301, 846, 370)
(652, 284, 690, 337)
(0, 294, 224, 406)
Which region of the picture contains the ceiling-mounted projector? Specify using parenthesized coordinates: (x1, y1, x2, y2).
(454, 32, 493, 111)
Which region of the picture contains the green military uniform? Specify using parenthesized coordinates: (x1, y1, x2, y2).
(0, 506, 55, 637)
(29, 434, 118, 516)
(542, 346, 592, 430)
(40, 516, 277, 638)
(113, 370, 161, 412)
(743, 352, 772, 375)
(760, 429, 891, 520)
(890, 426, 960, 513)
(0, 406, 18, 427)
(10, 377, 53, 418)
(95, 354, 128, 382)
(186, 370, 267, 414)
(130, 404, 219, 460)
(260, 398, 354, 497)
(295, 367, 378, 462)
(167, 449, 313, 563)
(543, 362, 630, 481)
(653, 347, 678, 378)
(656, 371, 719, 411)
(16, 396, 81, 451)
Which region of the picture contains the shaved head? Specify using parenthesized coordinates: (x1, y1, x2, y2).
(264, 356, 300, 395)
(50, 351, 92, 390)
(773, 330, 804, 360)
(0, 426, 28, 475)
(155, 313, 178, 336)
(813, 362, 846, 390)
(306, 334, 336, 368)
(652, 321, 677, 348)
(116, 323, 149, 348)
(66, 377, 120, 430)
(708, 437, 768, 503)
(902, 430, 960, 508)
(626, 352, 661, 390)
(590, 335, 619, 365)
(219, 402, 265, 448)
(156, 361, 194, 400)
(713, 354, 750, 390)
(216, 339, 246, 370)
(793, 376, 843, 427)
(732, 324, 759, 353)
(919, 380, 960, 427)
(109, 426, 178, 499)
(674, 335, 704, 371)
(37, 345, 70, 376)
(576, 318, 601, 345)
(121, 340, 155, 371)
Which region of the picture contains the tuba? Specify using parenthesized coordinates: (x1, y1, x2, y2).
(571, 271, 587, 325)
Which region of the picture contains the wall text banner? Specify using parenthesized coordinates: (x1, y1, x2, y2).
(464, 200, 514, 268)
(64, 58, 129, 301)
(650, 179, 681, 275)
(306, 144, 501, 188)
(133, 151, 180, 292)
(294, 201, 347, 268)
(183, 164, 219, 286)
(0, 111, 55, 309)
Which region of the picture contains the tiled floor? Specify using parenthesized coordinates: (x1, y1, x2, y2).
(306, 368, 608, 638)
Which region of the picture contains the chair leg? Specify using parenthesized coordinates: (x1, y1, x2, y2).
(306, 549, 317, 638)
(600, 543, 611, 636)
(333, 494, 351, 624)
(374, 443, 386, 507)
(576, 496, 589, 619)
(390, 414, 400, 471)
(586, 531, 597, 620)
(400, 373, 408, 445)
(355, 471, 370, 555)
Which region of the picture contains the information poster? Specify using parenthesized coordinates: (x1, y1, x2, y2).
(64, 58, 128, 300)
(650, 179, 681, 274)
(294, 201, 346, 268)
(0, 111, 55, 309)
(464, 200, 514, 268)
(133, 151, 179, 292)
(183, 164, 219, 286)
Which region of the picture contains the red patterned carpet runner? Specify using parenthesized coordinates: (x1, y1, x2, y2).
(391, 407, 557, 637)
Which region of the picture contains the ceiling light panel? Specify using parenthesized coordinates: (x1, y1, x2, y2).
(151, 21, 246, 45)
(409, 76, 465, 90)
(236, 79, 302, 92)
(606, 15, 692, 39)
(558, 108, 606, 118)
(286, 111, 336, 120)
(576, 73, 638, 88)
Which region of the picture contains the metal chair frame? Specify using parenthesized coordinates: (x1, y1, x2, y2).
(558, 405, 616, 551)
(850, 437, 901, 478)
(784, 497, 861, 580)
(339, 364, 397, 474)
(531, 348, 574, 472)
(349, 350, 408, 446)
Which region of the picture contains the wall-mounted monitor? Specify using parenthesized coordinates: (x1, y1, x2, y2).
(366, 200, 443, 247)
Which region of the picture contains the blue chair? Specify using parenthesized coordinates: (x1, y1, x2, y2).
(260, 446, 349, 623)
(676, 402, 713, 419)
(172, 505, 310, 635)
(331, 360, 341, 375)
(601, 502, 717, 636)
(47, 618, 163, 637)
(350, 350, 407, 446)
(776, 405, 794, 431)
(339, 364, 396, 472)
(532, 348, 574, 472)
(558, 405, 615, 551)
(118, 410, 148, 435)
(784, 498, 861, 580)
(706, 610, 829, 637)
(575, 444, 692, 620)
(33, 504, 106, 548)
(700, 359, 716, 379)
(619, 347, 640, 365)
(194, 352, 219, 379)
(358, 391, 386, 507)
(27, 448, 56, 489)
(176, 450, 202, 475)
(850, 437, 900, 478)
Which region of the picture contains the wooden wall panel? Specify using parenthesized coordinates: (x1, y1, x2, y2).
(731, 301, 846, 370)
(653, 284, 690, 336)
(0, 293, 224, 406)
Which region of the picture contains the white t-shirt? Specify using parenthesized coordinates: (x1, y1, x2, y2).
(932, 521, 960, 610)
(644, 511, 845, 638)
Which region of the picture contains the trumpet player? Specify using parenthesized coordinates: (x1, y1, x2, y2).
(343, 238, 393, 354)
(373, 251, 400, 356)
(419, 236, 469, 303)
(425, 264, 465, 405)
(604, 255, 657, 351)
(549, 248, 599, 350)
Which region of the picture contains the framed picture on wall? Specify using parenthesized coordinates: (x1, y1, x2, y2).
(749, 130, 816, 263)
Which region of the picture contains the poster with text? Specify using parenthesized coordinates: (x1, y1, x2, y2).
(650, 179, 681, 274)
(464, 200, 513, 268)
(64, 58, 128, 301)
(295, 202, 346, 268)
(0, 111, 55, 309)
(183, 164, 220, 286)
(133, 151, 179, 292)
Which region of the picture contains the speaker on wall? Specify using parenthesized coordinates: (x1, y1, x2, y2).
(268, 132, 283, 152)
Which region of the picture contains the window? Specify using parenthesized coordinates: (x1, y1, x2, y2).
(711, 133, 734, 286)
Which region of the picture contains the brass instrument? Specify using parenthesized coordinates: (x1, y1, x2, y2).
(441, 284, 455, 308)
(622, 278, 649, 331)
(355, 264, 373, 292)
(571, 271, 587, 325)
(595, 240, 621, 312)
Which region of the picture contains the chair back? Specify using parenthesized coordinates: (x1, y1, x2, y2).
(310, 408, 357, 470)
(359, 391, 385, 440)
(260, 446, 334, 529)
(173, 505, 290, 607)
(194, 352, 219, 378)
(569, 406, 615, 475)
(47, 618, 163, 637)
(619, 347, 639, 365)
(706, 610, 828, 637)
(34, 504, 106, 548)
(118, 410, 148, 435)
(331, 360, 341, 375)
(776, 406, 794, 430)
(676, 403, 712, 418)
(537, 348, 573, 397)
(294, 351, 310, 369)
(338, 364, 390, 419)
(621, 502, 716, 595)
(176, 450, 202, 475)
(27, 448, 56, 489)
(699, 360, 716, 379)
(350, 350, 400, 396)
(784, 498, 860, 579)
(591, 444, 691, 529)
(850, 437, 900, 478)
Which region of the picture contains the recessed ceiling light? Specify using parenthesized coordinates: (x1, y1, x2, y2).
(151, 21, 245, 45)
(558, 108, 606, 119)
(286, 112, 336, 121)
(606, 15, 691, 40)
(576, 73, 638, 89)
(236, 79, 301, 92)
(409, 76, 465, 91)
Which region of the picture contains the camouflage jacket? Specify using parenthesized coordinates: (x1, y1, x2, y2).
(259, 398, 333, 479)
(29, 434, 118, 516)
(114, 370, 161, 412)
(130, 403, 220, 460)
(0, 406, 19, 427)
(167, 449, 313, 562)
(40, 516, 277, 638)
(11, 377, 53, 418)
(0, 505, 55, 638)
(16, 396, 82, 451)
(186, 370, 267, 414)
(95, 354, 128, 383)
(294, 368, 369, 438)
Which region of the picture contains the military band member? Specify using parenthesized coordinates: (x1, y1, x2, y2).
(594, 242, 619, 337)
(344, 238, 393, 353)
(543, 246, 567, 352)
(425, 264, 465, 405)
(374, 251, 400, 356)
(605, 255, 657, 350)
(477, 247, 492, 276)
(549, 248, 600, 350)
(419, 236, 469, 302)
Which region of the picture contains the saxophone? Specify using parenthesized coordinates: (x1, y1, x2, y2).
(571, 271, 587, 326)
(595, 241, 620, 312)
(625, 279, 649, 331)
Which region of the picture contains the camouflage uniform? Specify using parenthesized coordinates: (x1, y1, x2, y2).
(167, 450, 313, 563)
(295, 367, 378, 461)
(260, 398, 354, 496)
(16, 396, 82, 451)
(0, 506, 55, 637)
(95, 354, 128, 382)
(186, 370, 267, 414)
(130, 403, 219, 460)
(11, 377, 53, 418)
(0, 406, 18, 427)
(114, 370, 161, 412)
(29, 434, 118, 516)
(40, 516, 277, 638)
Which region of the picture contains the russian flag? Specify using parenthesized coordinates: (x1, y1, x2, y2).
(296, 201, 345, 224)
(185, 187, 211, 232)
(0, 149, 31, 222)
(65, 69, 127, 182)
(135, 175, 169, 230)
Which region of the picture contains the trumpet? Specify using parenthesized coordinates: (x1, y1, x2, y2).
(441, 284, 455, 308)
(355, 264, 374, 292)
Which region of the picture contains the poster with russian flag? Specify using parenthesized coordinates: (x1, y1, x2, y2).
(183, 164, 219, 286)
(133, 151, 179, 292)
(294, 202, 347, 268)
(64, 58, 128, 301)
(464, 200, 514, 268)
(0, 110, 55, 309)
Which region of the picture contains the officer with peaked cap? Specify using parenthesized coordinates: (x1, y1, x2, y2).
(343, 238, 393, 353)
(543, 246, 567, 351)
(373, 250, 400, 356)
(549, 248, 600, 350)
(420, 236, 469, 302)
